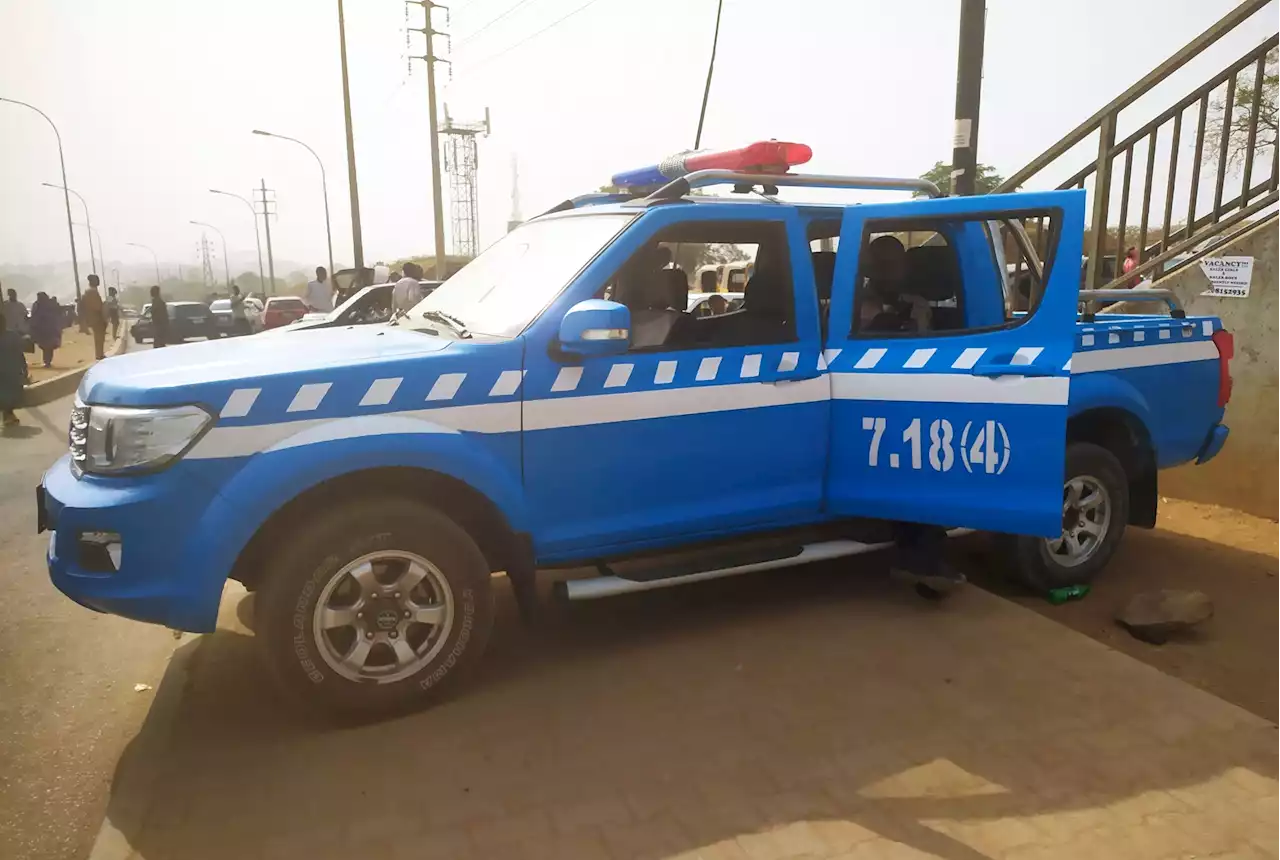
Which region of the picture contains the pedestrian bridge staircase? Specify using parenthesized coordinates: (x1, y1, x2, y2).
(999, 0, 1278, 293)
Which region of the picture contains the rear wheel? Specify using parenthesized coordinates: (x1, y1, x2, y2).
(256, 498, 494, 720)
(1009, 442, 1129, 592)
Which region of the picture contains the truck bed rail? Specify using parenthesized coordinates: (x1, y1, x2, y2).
(1079, 288, 1184, 322)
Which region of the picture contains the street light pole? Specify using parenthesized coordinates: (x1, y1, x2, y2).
(126, 242, 161, 286)
(190, 221, 230, 288)
(251, 130, 335, 276)
(337, 0, 365, 269)
(210, 189, 265, 290)
(3, 97, 81, 299)
(45, 183, 97, 273)
(73, 222, 104, 278)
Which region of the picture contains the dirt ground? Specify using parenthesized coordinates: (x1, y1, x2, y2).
(962, 498, 1278, 723)
(24, 324, 124, 385)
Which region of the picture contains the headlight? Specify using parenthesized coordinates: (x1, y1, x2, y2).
(73, 403, 212, 475)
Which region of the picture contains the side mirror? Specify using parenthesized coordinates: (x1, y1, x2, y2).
(558, 299, 630, 356)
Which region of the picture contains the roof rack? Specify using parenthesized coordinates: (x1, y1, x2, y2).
(645, 170, 943, 202)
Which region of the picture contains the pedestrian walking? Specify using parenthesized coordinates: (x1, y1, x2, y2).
(0, 311, 29, 427)
(304, 266, 333, 314)
(392, 262, 424, 315)
(29, 292, 62, 368)
(83, 275, 108, 360)
(3, 284, 29, 338)
(149, 285, 170, 348)
(1122, 246, 1140, 288)
(105, 287, 121, 340)
(229, 284, 251, 336)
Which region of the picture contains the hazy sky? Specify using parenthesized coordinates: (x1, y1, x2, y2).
(1, 0, 1275, 280)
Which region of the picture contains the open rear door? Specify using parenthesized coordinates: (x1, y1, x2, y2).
(823, 190, 1085, 537)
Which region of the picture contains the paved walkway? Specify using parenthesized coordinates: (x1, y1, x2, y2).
(107, 562, 1277, 860)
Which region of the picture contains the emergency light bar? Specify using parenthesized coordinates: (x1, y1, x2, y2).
(611, 140, 812, 189)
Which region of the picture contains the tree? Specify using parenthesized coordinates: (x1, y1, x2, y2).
(915, 161, 1009, 197)
(1206, 47, 1278, 171)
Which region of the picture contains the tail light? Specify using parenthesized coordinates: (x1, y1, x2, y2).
(1211, 329, 1233, 407)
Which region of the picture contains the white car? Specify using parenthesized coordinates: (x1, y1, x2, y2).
(209, 297, 264, 336)
(686, 291, 744, 318)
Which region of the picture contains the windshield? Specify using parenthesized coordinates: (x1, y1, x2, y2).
(404, 213, 634, 337)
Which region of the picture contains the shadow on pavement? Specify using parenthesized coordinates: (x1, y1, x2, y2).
(103, 554, 1277, 860)
(0, 423, 42, 439)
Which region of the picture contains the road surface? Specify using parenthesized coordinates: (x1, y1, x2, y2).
(0, 395, 175, 860)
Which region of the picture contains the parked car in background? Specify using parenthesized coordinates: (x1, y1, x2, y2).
(209, 297, 264, 336)
(280, 281, 443, 333)
(261, 296, 309, 330)
(686, 291, 744, 318)
(131, 301, 215, 344)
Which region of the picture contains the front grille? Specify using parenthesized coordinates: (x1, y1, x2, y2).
(69, 402, 89, 473)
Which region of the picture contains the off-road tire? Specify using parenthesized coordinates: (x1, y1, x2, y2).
(1009, 442, 1129, 593)
(256, 497, 494, 721)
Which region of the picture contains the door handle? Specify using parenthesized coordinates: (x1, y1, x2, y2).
(970, 361, 1056, 378)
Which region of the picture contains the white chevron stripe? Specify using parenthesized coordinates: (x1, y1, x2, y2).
(359, 378, 402, 407)
(951, 347, 985, 369)
(696, 356, 721, 381)
(287, 383, 331, 413)
(740, 354, 762, 378)
(903, 348, 935, 369)
(489, 369, 525, 397)
(654, 360, 677, 385)
(220, 388, 260, 418)
(853, 348, 886, 369)
(778, 351, 799, 372)
(551, 366, 583, 392)
(1013, 346, 1044, 365)
(426, 373, 466, 401)
(604, 363, 633, 389)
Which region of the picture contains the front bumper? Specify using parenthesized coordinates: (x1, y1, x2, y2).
(1195, 423, 1230, 465)
(42, 455, 228, 632)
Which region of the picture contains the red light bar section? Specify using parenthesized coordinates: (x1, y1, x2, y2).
(684, 141, 813, 175)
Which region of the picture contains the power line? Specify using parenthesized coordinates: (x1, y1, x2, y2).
(455, 0, 542, 48)
(462, 0, 609, 71)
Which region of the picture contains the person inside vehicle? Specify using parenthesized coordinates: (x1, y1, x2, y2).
(858, 235, 931, 332)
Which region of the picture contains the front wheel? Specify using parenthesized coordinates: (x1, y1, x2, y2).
(1008, 442, 1129, 592)
(256, 498, 494, 720)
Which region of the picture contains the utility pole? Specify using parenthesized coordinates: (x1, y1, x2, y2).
(257, 179, 277, 295)
(408, 0, 450, 281)
(199, 233, 215, 291)
(951, 0, 987, 196)
(337, 0, 364, 269)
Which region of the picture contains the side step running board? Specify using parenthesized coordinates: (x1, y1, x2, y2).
(557, 529, 975, 602)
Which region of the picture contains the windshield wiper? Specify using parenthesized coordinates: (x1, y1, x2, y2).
(420, 309, 471, 338)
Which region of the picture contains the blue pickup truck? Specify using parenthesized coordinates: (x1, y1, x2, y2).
(40, 144, 1233, 718)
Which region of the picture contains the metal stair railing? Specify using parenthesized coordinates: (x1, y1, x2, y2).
(995, 0, 1277, 291)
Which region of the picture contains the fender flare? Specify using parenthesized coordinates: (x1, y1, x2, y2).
(182, 418, 528, 614)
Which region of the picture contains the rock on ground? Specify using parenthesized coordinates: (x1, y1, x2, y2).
(1116, 589, 1214, 644)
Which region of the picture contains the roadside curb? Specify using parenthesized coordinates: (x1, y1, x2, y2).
(22, 323, 130, 408)
(86, 632, 197, 860)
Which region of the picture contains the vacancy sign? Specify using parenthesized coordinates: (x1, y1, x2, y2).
(1199, 256, 1254, 298)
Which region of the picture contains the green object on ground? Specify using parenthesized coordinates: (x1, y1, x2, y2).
(1046, 584, 1091, 605)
